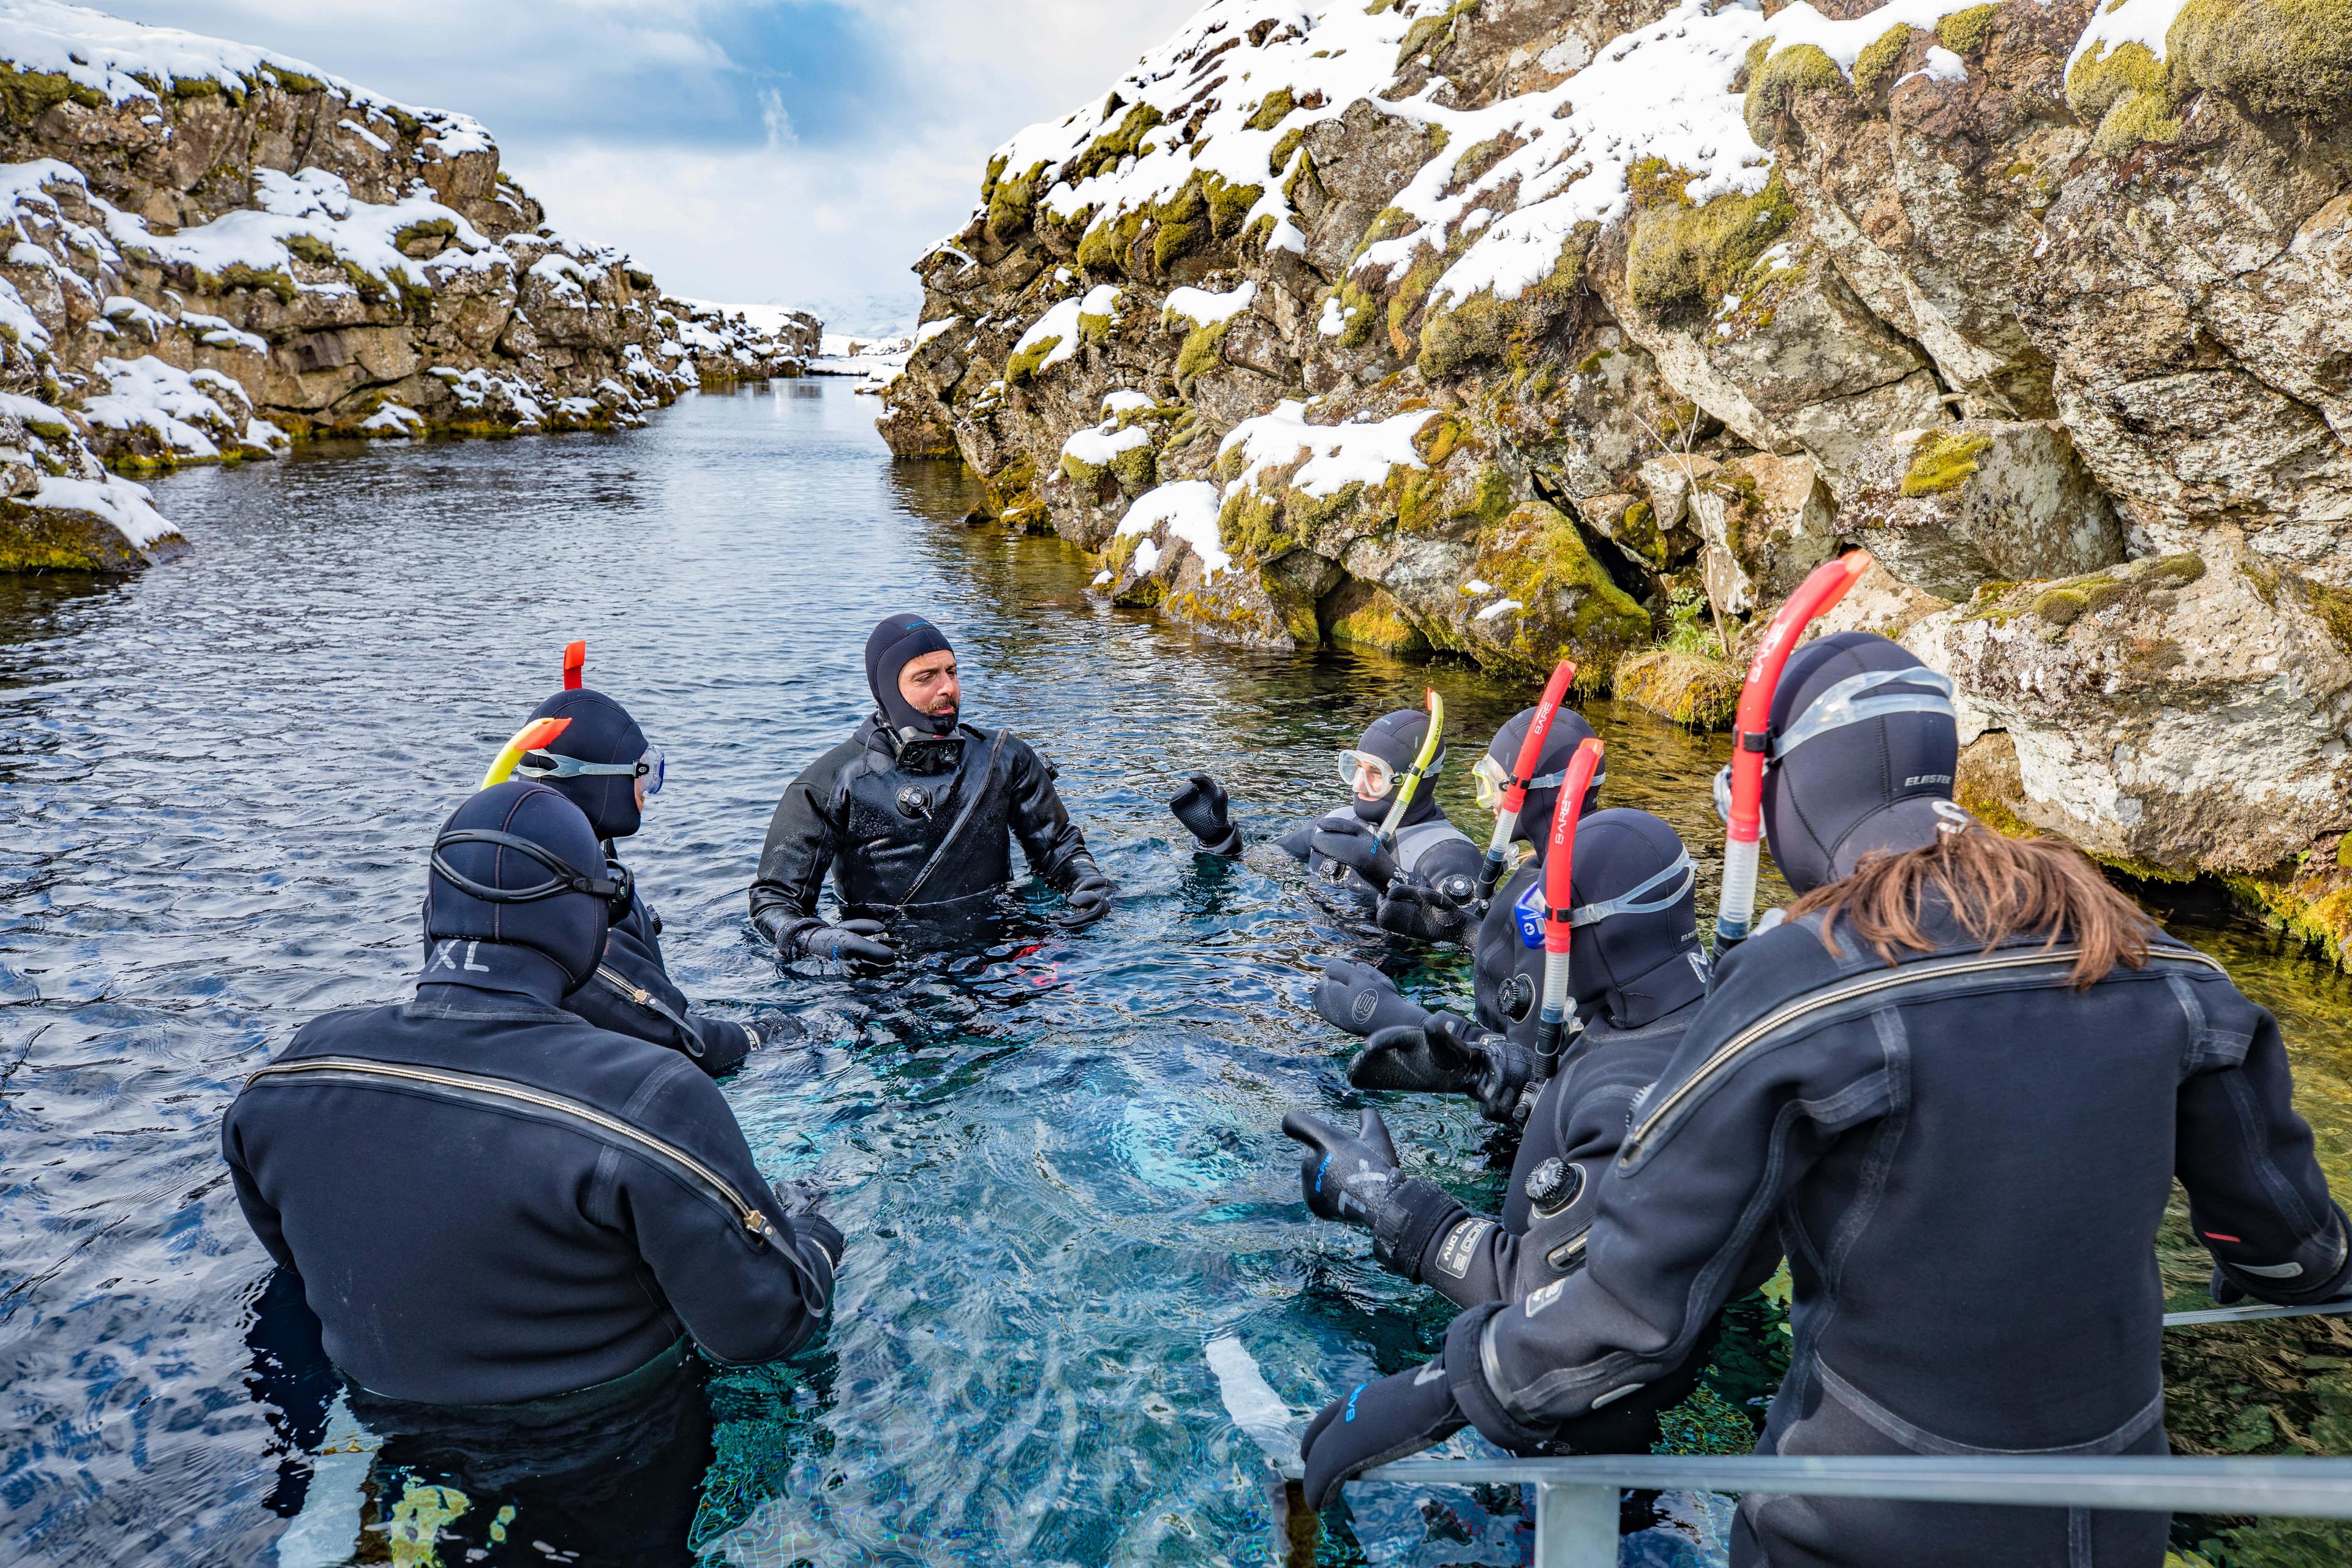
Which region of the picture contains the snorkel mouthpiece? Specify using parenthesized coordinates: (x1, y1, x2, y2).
(562, 640, 586, 691)
(1376, 688, 1446, 848)
(1716, 551, 1872, 952)
(1534, 737, 1605, 1063)
(1479, 660, 1576, 902)
(481, 716, 573, 790)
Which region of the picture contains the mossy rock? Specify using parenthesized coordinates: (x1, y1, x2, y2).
(1077, 207, 1148, 276)
(1934, 4, 1999, 56)
(1076, 104, 1165, 181)
(1473, 501, 1653, 674)
(1174, 318, 1232, 389)
(1268, 127, 1306, 176)
(1005, 334, 1063, 385)
(1322, 578, 1430, 653)
(2066, 37, 2184, 153)
(1627, 172, 1795, 315)
(1245, 89, 1295, 132)
(264, 67, 326, 95)
(2169, 0, 2352, 122)
(986, 160, 1050, 241)
(1415, 231, 1587, 380)
(1615, 647, 1741, 728)
(209, 263, 300, 304)
(1853, 24, 1917, 97)
(1744, 44, 1850, 144)
(1899, 429, 1994, 497)
(1396, 0, 1480, 66)
(0, 61, 109, 126)
(0, 497, 164, 571)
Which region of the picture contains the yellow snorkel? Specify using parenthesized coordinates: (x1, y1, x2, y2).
(1376, 688, 1445, 848)
(481, 716, 573, 790)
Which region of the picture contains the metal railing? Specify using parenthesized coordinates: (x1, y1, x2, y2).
(1276, 1297, 2352, 1566)
(1313, 1453, 2352, 1567)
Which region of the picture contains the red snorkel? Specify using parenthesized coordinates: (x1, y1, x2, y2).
(1714, 551, 1873, 952)
(1477, 658, 1576, 904)
(563, 640, 586, 690)
(1532, 736, 1605, 1064)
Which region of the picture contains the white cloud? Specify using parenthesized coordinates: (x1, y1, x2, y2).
(83, 0, 1207, 331)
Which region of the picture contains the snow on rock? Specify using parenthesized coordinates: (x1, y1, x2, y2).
(1219, 400, 1438, 498)
(358, 402, 424, 437)
(1163, 280, 1256, 329)
(1063, 420, 1153, 469)
(80, 355, 254, 464)
(1116, 480, 1230, 582)
(662, 298, 822, 382)
(29, 472, 174, 549)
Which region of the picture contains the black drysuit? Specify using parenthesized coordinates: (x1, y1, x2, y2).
(222, 940, 837, 1406)
(749, 717, 1095, 949)
(1441, 900, 2352, 1568)
(565, 888, 755, 1074)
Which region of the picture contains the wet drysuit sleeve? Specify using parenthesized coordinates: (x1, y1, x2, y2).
(1002, 735, 1095, 891)
(749, 740, 861, 951)
(224, 1130, 296, 1272)
(1275, 821, 1318, 862)
(2175, 986, 2352, 1304)
(567, 897, 753, 1076)
(609, 1055, 837, 1365)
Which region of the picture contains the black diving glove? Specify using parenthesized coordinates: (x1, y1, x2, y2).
(795, 919, 899, 974)
(1169, 773, 1242, 855)
(1351, 1012, 1539, 1125)
(1060, 865, 1115, 925)
(748, 1016, 806, 1047)
(1300, 1363, 1467, 1512)
(1280, 1107, 1399, 1229)
(1314, 958, 1435, 1038)
(1376, 880, 1471, 943)
(1310, 818, 1399, 891)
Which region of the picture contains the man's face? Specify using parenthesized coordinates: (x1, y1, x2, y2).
(898, 650, 960, 719)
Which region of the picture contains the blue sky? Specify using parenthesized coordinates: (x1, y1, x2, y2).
(104, 1, 1204, 333)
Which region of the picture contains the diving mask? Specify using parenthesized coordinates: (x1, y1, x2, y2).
(889, 726, 965, 775)
(518, 745, 665, 797)
(1472, 754, 1589, 811)
(1337, 749, 1396, 800)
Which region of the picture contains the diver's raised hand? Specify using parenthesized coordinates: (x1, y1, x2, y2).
(1281, 1107, 1400, 1229)
(1169, 773, 1241, 855)
(796, 919, 899, 974)
(1310, 818, 1398, 890)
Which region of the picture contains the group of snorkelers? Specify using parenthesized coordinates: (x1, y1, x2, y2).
(222, 564, 2352, 1568)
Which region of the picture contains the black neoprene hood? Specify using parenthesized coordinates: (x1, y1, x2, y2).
(865, 613, 957, 736)
(525, 687, 650, 840)
(424, 782, 612, 987)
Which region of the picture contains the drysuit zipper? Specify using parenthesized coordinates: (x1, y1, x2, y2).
(244, 1056, 772, 1242)
(592, 965, 703, 1057)
(1621, 944, 2228, 1164)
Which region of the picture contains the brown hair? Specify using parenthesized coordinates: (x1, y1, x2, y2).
(1787, 823, 2157, 988)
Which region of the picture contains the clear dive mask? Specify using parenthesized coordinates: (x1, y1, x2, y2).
(1472, 753, 1597, 812)
(1338, 749, 1396, 800)
(1712, 667, 1958, 824)
(889, 726, 966, 775)
(518, 745, 666, 797)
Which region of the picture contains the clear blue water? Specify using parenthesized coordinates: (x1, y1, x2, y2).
(2, 380, 2346, 1567)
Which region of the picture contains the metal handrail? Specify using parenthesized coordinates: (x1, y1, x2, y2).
(1299, 1454, 2352, 1567)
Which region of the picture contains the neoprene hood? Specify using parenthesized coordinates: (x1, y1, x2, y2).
(1762, 631, 1959, 894)
(424, 782, 611, 989)
(1485, 706, 1604, 849)
(1351, 708, 1444, 825)
(866, 613, 957, 737)
(524, 688, 649, 840)
(1564, 809, 1706, 1027)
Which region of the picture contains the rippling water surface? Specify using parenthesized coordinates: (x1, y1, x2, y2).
(4, 382, 2349, 1567)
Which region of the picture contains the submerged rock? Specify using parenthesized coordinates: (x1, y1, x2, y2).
(881, 0, 2352, 962)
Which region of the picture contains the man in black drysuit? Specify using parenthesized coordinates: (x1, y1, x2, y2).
(222, 780, 841, 1405)
(1296, 633, 2352, 1568)
(1311, 704, 1608, 1120)
(516, 677, 795, 1074)
(750, 613, 1112, 970)
(1170, 707, 1488, 943)
(1284, 809, 1758, 1460)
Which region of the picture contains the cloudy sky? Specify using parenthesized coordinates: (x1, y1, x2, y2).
(104, 1, 1205, 334)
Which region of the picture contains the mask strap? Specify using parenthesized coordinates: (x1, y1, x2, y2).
(1568, 851, 1695, 929)
(1771, 668, 1957, 760)
(432, 829, 625, 909)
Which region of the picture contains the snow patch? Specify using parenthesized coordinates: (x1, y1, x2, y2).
(32, 472, 174, 549)
(1117, 479, 1230, 582)
(1219, 399, 1438, 499)
(1162, 279, 1256, 329)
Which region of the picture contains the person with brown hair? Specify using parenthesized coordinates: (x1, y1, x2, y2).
(1297, 632, 2351, 1568)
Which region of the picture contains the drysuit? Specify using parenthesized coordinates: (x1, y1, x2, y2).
(222, 782, 841, 1408)
(1287, 811, 1743, 1455)
(750, 615, 1109, 965)
(519, 683, 775, 1074)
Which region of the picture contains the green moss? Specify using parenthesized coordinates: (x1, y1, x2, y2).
(1385, 253, 1444, 356)
(1744, 43, 1850, 143)
(1076, 207, 1147, 274)
(1324, 581, 1430, 652)
(1218, 486, 1288, 561)
(1475, 502, 1653, 674)
(1333, 279, 1379, 349)
(0, 61, 109, 125)
(1076, 104, 1165, 180)
(1935, 4, 1999, 55)
(393, 217, 457, 257)
(1900, 429, 1994, 496)
(265, 67, 326, 94)
(1415, 233, 1586, 380)
(1853, 24, 1917, 97)
(1175, 318, 1232, 388)
(2067, 36, 2185, 153)
(986, 160, 1049, 241)
(1415, 413, 1463, 469)
(2095, 88, 2184, 153)
(169, 75, 225, 101)
(1627, 170, 1796, 314)
(1077, 307, 1115, 345)
(209, 263, 299, 304)
(282, 234, 338, 266)
(1245, 89, 1295, 132)
(1396, 0, 1480, 66)
(1201, 173, 1265, 239)
(2169, 0, 2352, 121)
(1005, 334, 1062, 385)
(1450, 134, 1519, 189)
(1268, 127, 1305, 175)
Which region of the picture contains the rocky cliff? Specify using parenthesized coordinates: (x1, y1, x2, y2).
(883, 0, 2352, 958)
(0, 0, 805, 571)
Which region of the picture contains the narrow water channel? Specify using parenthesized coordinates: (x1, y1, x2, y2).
(2, 382, 2346, 1567)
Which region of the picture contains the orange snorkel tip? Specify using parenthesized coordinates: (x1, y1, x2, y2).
(563, 640, 586, 691)
(482, 715, 573, 790)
